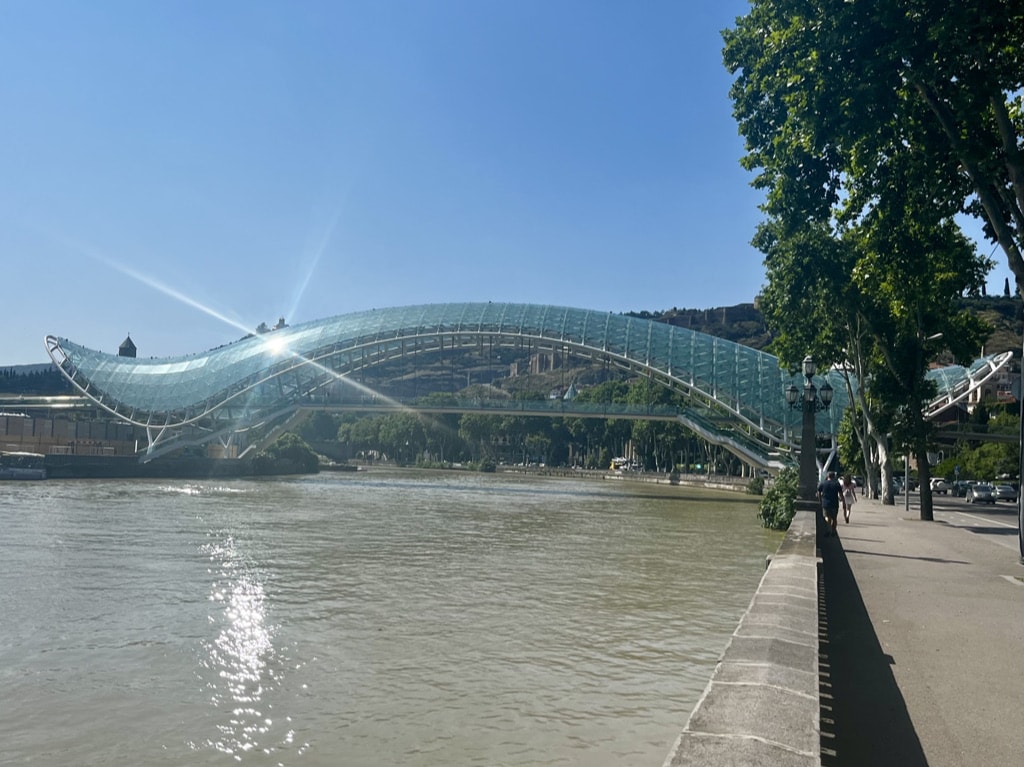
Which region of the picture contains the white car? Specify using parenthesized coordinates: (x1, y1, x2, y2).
(930, 478, 952, 494)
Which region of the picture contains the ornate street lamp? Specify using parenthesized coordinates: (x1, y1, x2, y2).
(786, 356, 834, 500)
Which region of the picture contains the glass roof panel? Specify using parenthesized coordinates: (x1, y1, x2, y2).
(49, 302, 989, 440)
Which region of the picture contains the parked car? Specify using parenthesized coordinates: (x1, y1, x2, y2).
(995, 484, 1019, 502)
(930, 477, 952, 494)
(966, 483, 997, 504)
(952, 480, 975, 497)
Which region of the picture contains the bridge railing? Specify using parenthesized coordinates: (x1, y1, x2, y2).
(677, 406, 785, 470)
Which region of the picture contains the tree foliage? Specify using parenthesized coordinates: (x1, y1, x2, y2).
(321, 378, 757, 477)
(723, 0, 1010, 517)
(723, 0, 1024, 286)
(255, 433, 319, 474)
(758, 467, 799, 530)
(935, 409, 1021, 481)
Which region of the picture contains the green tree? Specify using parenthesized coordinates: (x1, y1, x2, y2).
(852, 189, 991, 517)
(724, 1, 998, 518)
(377, 413, 426, 464)
(571, 379, 633, 464)
(625, 377, 686, 472)
(255, 433, 319, 474)
(755, 202, 989, 515)
(300, 410, 340, 442)
(337, 415, 381, 456)
(458, 413, 503, 459)
(758, 466, 799, 530)
(837, 406, 864, 481)
(940, 410, 1021, 480)
(723, 0, 1024, 285)
(564, 415, 605, 468)
(416, 393, 467, 464)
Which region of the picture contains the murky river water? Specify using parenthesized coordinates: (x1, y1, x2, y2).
(0, 470, 779, 766)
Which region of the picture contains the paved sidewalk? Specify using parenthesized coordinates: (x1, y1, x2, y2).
(819, 496, 1024, 766)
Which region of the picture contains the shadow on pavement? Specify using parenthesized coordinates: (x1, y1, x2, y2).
(818, 521, 929, 766)
(838, 549, 970, 565)
(963, 527, 1020, 537)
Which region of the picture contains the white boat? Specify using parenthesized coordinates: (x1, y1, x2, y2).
(0, 451, 47, 480)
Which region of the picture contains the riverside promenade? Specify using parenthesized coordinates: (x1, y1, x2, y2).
(820, 494, 1023, 766)
(665, 491, 1022, 766)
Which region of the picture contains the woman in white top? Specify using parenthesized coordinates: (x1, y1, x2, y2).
(842, 475, 857, 523)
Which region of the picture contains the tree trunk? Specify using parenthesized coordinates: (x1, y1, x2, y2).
(864, 421, 895, 504)
(916, 445, 934, 521)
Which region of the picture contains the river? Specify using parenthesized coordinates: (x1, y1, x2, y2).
(0, 470, 780, 766)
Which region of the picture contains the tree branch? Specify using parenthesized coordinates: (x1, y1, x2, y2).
(910, 77, 1024, 286)
(989, 93, 1024, 240)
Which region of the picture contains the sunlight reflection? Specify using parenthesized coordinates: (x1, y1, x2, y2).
(199, 534, 279, 759)
(73, 230, 423, 417)
(262, 333, 290, 357)
(86, 245, 412, 409)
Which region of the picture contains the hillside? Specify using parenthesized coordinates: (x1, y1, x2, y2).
(627, 303, 773, 350)
(630, 296, 1023, 360)
(961, 297, 1024, 358)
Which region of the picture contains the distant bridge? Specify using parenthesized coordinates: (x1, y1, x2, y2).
(44, 302, 1012, 466)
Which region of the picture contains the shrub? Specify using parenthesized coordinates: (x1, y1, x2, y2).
(253, 433, 320, 475)
(747, 476, 764, 495)
(757, 467, 798, 530)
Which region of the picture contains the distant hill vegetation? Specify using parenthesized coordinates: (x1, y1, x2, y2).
(960, 296, 1024, 358)
(626, 304, 773, 350)
(0, 365, 72, 395)
(628, 296, 1023, 359)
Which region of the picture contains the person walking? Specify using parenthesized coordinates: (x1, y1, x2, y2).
(817, 471, 843, 536)
(841, 475, 857, 523)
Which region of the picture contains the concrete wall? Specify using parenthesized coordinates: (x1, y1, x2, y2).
(663, 504, 820, 767)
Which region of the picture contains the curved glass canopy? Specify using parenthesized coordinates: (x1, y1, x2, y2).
(45, 302, 1011, 459)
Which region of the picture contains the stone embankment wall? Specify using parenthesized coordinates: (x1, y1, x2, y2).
(502, 466, 754, 493)
(663, 504, 820, 767)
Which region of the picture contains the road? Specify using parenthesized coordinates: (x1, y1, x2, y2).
(899, 490, 1021, 555)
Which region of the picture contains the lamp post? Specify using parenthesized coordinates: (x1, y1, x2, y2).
(786, 355, 835, 500)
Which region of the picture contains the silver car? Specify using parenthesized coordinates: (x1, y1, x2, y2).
(967, 483, 997, 504)
(995, 484, 1018, 502)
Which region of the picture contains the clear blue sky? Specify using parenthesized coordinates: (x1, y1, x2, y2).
(1, 1, 1013, 364)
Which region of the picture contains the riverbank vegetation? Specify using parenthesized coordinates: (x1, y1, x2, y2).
(253, 433, 320, 475)
(757, 467, 798, 531)
(296, 380, 752, 479)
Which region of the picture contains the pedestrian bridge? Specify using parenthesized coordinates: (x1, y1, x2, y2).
(44, 302, 1011, 464)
